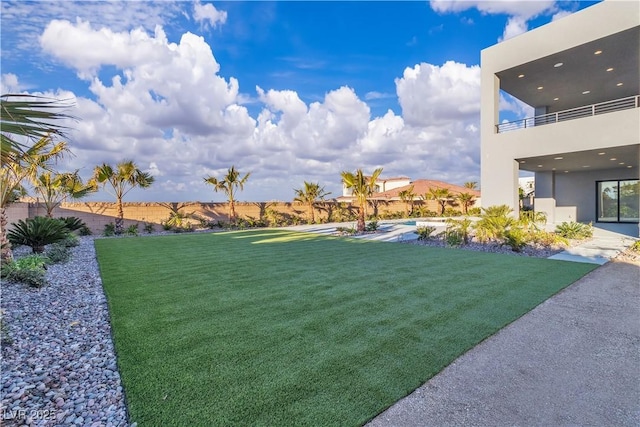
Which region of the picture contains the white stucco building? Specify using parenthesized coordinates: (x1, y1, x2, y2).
(480, 0, 639, 236)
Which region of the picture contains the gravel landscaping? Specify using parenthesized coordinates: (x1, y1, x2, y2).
(406, 237, 568, 258)
(1, 236, 132, 427)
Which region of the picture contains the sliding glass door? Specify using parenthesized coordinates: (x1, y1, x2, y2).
(597, 179, 639, 223)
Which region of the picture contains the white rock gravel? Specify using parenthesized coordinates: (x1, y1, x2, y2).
(1, 237, 132, 426)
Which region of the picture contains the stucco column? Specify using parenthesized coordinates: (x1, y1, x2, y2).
(534, 171, 556, 223)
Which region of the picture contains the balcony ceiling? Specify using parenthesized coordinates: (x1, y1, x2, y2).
(517, 145, 639, 173)
(497, 26, 639, 113)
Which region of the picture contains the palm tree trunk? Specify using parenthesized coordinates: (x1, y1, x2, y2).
(115, 198, 124, 234)
(309, 202, 315, 224)
(229, 200, 236, 222)
(357, 205, 365, 232)
(0, 207, 13, 261)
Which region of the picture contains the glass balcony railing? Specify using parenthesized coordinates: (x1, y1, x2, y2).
(496, 95, 639, 133)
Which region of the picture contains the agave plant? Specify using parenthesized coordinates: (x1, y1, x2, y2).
(7, 216, 69, 253)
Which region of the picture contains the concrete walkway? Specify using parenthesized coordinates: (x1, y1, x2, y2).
(548, 227, 638, 265)
(367, 260, 640, 427)
(286, 221, 638, 264)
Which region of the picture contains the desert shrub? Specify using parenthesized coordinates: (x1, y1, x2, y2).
(335, 226, 356, 235)
(57, 216, 87, 232)
(103, 223, 116, 236)
(78, 225, 92, 236)
(126, 224, 139, 236)
(45, 243, 71, 264)
(504, 227, 528, 252)
(519, 210, 548, 230)
(3, 254, 49, 288)
(143, 223, 155, 234)
(161, 222, 173, 231)
(530, 230, 569, 247)
(630, 240, 640, 253)
(473, 205, 515, 243)
(555, 222, 593, 240)
(416, 225, 436, 240)
(467, 207, 481, 216)
(7, 217, 69, 253)
(446, 217, 473, 244)
(443, 208, 462, 217)
(445, 229, 463, 247)
(365, 220, 379, 232)
(164, 211, 195, 230)
(61, 234, 80, 248)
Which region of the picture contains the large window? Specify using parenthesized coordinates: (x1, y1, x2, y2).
(597, 179, 639, 223)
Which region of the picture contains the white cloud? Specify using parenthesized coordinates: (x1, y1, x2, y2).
(499, 16, 529, 41)
(9, 16, 484, 202)
(430, 0, 556, 20)
(395, 61, 481, 127)
(193, 1, 227, 30)
(1, 73, 22, 93)
(1, 1, 184, 66)
(364, 91, 395, 101)
(430, 0, 560, 42)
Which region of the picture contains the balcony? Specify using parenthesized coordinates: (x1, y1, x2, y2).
(497, 95, 640, 133)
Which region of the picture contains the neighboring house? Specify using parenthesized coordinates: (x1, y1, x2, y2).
(341, 176, 410, 198)
(338, 178, 480, 207)
(480, 0, 639, 235)
(371, 179, 480, 202)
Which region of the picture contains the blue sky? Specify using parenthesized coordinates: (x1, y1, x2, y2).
(1, 1, 599, 202)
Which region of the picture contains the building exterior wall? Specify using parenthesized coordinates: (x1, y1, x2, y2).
(481, 1, 639, 230)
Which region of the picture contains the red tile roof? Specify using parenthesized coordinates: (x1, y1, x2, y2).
(371, 179, 480, 200)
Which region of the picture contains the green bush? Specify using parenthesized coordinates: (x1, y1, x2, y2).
(416, 226, 436, 240)
(126, 224, 139, 236)
(61, 234, 80, 248)
(446, 218, 473, 244)
(143, 223, 155, 234)
(58, 216, 87, 232)
(443, 208, 462, 217)
(3, 254, 49, 288)
(79, 225, 92, 236)
(103, 223, 116, 236)
(445, 229, 463, 247)
(7, 216, 69, 253)
(45, 243, 71, 264)
(630, 240, 640, 253)
(473, 205, 514, 243)
(365, 220, 379, 232)
(504, 227, 528, 252)
(555, 222, 593, 240)
(530, 230, 568, 247)
(467, 207, 481, 216)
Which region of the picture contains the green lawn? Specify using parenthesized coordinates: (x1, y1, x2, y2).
(95, 230, 596, 426)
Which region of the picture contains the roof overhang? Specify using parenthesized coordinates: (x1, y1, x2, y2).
(497, 26, 639, 113)
(517, 145, 639, 173)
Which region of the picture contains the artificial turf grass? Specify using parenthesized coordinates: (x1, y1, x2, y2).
(95, 230, 596, 426)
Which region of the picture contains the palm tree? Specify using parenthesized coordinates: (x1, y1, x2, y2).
(203, 166, 250, 222)
(293, 181, 331, 224)
(90, 160, 155, 235)
(398, 185, 416, 217)
(1, 94, 73, 164)
(464, 181, 478, 190)
(32, 171, 96, 217)
(340, 168, 383, 232)
(456, 192, 476, 214)
(0, 137, 68, 260)
(426, 187, 454, 215)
